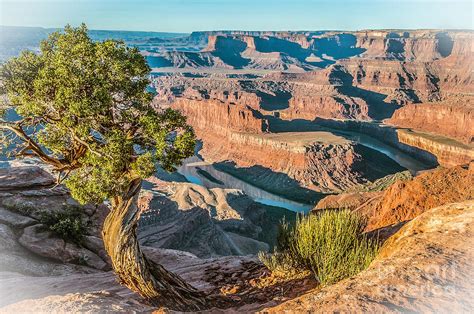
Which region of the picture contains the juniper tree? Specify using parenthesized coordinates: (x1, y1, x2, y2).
(0, 24, 208, 310)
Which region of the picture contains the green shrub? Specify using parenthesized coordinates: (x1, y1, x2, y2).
(39, 206, 87, 245)
(258, 251, 310, 280)
(259, 209, 379, 286)
(275, 217, 294, 252)
(3, 200, 36, 216)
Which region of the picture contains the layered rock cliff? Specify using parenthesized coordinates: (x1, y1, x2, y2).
(153, 30, 472, 124)
(153, 76, 411, 193)
(149, 29, 473, 206)
(150, 30, 473, 74)
(152, 29, 472, 119)
(395, 129, 474, 167)
(315, 163, 474, 233)
(314, 118, 474, 168)
(171, 98, 267, 135)
(387, 97, 474, 144)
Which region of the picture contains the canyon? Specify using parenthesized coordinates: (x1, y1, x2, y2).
(1, 27, 473, 312)
(150, 29, 473, 203)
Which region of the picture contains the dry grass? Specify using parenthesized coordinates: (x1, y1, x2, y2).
(260, 210, 379, 286)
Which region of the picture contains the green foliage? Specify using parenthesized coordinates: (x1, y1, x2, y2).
(275, 217, 294, 252)
(0, 24, 196, 204)
(2, 200, 36, 216)
(259, 210, 379, 286)
(39, 207, 87, 244)
(258, 251, 309, 280)
(131, 152, 156, 179)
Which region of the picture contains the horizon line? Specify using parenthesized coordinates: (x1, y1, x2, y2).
(1, 24, 473, 34)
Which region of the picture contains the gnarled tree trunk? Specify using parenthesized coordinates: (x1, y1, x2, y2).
(102, 178, 208, 311)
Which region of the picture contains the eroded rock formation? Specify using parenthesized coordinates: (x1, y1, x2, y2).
(150, 31, 472, 190)
(196, 131, 405, 193)
(394, 128, 474, 167)
(138, 178, 293, 257)
(387, 97, 474, 144)
(315, 163, 474, 232)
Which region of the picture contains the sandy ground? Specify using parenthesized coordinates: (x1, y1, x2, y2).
(232, 131, 351, 149)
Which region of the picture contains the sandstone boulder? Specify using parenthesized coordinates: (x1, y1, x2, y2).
(82, 236, 109, 264)
(366, 164, 474, 231)
(0, 221, 93, 277)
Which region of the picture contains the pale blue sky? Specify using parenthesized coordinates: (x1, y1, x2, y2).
(0, 0, 472, 32)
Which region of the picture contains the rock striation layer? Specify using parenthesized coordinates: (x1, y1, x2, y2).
(197, 131, 405, 193)
(315, 164, 474, 233)
(387, 97, 474, 144)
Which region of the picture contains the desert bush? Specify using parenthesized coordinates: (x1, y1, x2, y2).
(39, 206, 87, 244)
(259, 209, 379, 286)
(275, 217, 294, 252)
(258, 251, 310, 280)
(3, 200, 36, 216)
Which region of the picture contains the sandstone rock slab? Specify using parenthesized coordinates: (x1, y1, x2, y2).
(0, 167, 55, 191)
(19, 225, 108, 270)
(0, 208, 37, 228)
(0, 224, 17, 251)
